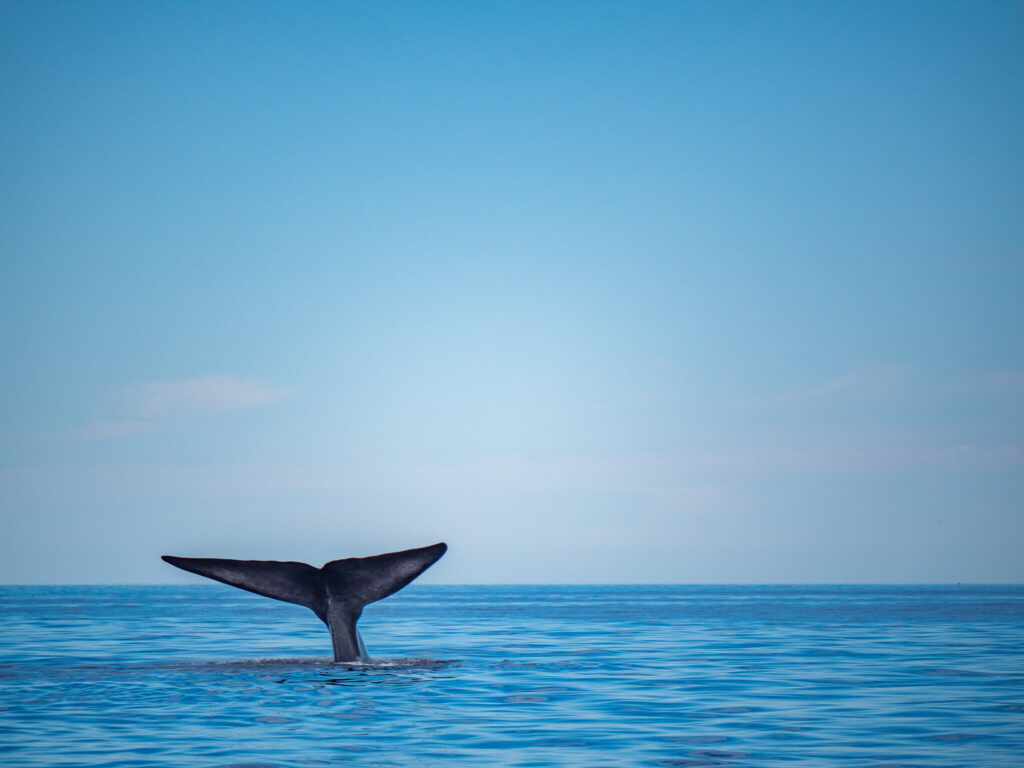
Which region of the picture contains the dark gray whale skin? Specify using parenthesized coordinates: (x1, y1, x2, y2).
(161, 542, 447, 661)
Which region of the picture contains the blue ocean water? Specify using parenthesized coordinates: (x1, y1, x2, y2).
(1, 585, 1022, 767)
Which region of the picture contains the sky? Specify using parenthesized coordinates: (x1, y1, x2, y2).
(1, 1, 1022, 584)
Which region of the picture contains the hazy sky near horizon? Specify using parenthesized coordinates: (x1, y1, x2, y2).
(2, 1, 1022, 584)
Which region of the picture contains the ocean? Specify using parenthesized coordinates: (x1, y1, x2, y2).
(1, 585, 1022, 767)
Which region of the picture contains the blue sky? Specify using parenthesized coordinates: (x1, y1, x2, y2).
(2, 1, 1022, 583)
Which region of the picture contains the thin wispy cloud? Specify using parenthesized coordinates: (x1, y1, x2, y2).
(74, 375, 288, 440)
(800, 363, 911, 401)
(748, 365, 1024, 412)
(122, 375, 288, 419)
(951, 369, 1024, 397)
(744, 363, 913, 408)
(689, 436, 1023, 474)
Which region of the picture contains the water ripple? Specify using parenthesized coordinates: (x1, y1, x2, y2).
(1, 585, 1022, 767)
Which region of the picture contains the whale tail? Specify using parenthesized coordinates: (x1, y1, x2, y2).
(319, 542, 448, 661)
(161, 542, 447, 661)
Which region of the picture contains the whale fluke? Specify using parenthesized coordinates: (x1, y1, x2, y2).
(161, 556, 328, 620)
(161, 542, 447, 661)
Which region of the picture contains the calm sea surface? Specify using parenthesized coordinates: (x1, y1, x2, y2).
(1, 585, 1022, 767)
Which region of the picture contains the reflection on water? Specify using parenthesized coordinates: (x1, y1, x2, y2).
(188, 656, 460, 687)
(1, 585, 1023, 767)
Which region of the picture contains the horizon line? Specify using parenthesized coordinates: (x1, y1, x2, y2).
(1, 582, 1020, 587)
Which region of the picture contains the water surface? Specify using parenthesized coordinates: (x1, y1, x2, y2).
(1, 585, 1022, 766)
